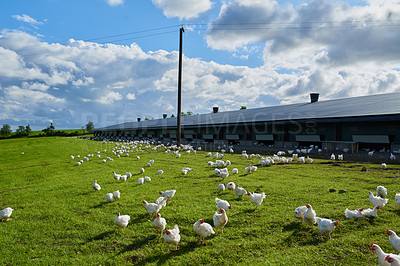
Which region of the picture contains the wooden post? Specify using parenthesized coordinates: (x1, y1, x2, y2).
(177, 26, 184, 146)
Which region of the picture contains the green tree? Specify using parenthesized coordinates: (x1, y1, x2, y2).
(0, 124, 12, 137)
(171, 114, 175, 118)
(181, 111, 193, 116)
(49, 122, 55, 131)
(25, 125, 32, 135)
(16, 126, 25, 133)
(86, 121, 95, 131)
(240, 106, 247, 110)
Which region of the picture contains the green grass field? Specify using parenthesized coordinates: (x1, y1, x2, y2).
(0, 136, 399, 265)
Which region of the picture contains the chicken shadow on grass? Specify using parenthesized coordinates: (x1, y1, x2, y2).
(89, 230, 115, 241)
(90, 202, 109, 209)
(131, 213, 151, 223)
(282, 222, 324, 246)
(129, 241, 200, 265)
(117, 235, 157, 255)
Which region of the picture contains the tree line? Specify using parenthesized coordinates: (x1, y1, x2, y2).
(0, 121, 95, 139)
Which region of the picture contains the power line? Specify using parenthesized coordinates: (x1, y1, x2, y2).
(84, 25, 180, 42)
(97, 30, 177, 44)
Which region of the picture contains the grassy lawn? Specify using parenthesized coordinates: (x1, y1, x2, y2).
(0, 137, 399, 265)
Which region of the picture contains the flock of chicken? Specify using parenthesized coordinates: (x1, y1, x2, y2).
(83, 141, 400, 260)
(4, 139, 400, 263)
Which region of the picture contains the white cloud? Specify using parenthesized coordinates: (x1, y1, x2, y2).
(126, 92, 136, 100)
(152, 0, 213, 19)
(96, 91, 123, 104)
(105, 0, 124, 6)
(1, 6, 400, 131)
(12, 14, 43, 25)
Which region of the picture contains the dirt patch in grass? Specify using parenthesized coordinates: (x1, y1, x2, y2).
(0, 186, 29, 194)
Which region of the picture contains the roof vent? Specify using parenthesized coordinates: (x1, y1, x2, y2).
(137, 118, 141, 122)
(163, 114, 167, 119)
(213, 106, 219, 113)
(310, 93, 319, 103)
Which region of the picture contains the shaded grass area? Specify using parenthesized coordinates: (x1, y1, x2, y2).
(0, 137, 399, 265)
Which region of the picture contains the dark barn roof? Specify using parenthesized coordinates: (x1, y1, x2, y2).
(96, 92, 400, 131)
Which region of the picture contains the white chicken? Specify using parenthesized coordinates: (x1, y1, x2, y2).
(144, 176, 151, 182)
(155, 196, 170, 207)
(92, 180, 101, 191)
(112, 171, 121, 181)
(164, 224, 180, 252)
(344, 208, 364, 219)
(381, 163, 387, 169)
(387, 229, 400, 253)
(217, 183, 225, 192)
(156, 170, 164, 175)
(114, 212, 130, 229)
(362, 205, 380, 218)
(181, 169, 188, 175)
(369, 191, 388, 207)
(316, 217, 338, 239)
(232, 168, 239, 174)
(193, 219, 215, 244)
(140, 168, 145, 173)
(213, 208, 228, 235)
(219, 171, 229, 180)
(294, 206, 307, 222)
(395, 193, 400, 208)
(247, 191, 266, 208)
(386, 255, 400, 266)
(226, 182, 236, 191)
(215, 197, 232, 212)
(142, 200, 162, 218)
(105, 193, 114, 203)
(377, 186, 387, 198)
(370, 243, 400, 266)
(0, 207, 14, 221)
(137, 177, 144, 185)
(112, 190, 120, 200)
(330, 154, 335, 160)
(159, 190, 176, 199)
(338, 154, 343, 160)
(234, 184, 247, 199)
(153, 213, 167, 236)
(245, 164, 257, 174)
(303, 204, 317, 225)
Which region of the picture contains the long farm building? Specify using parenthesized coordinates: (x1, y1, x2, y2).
(94, 93, 400, 153)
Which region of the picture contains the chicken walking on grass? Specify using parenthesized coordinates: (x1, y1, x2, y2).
(193, 219, 215, 244)
(142, 200, 162, 219)
(164, 224, 180, 252)
(114, 212, 130, 229)
(344, 208, 364, 219)
(303, 204, 317, 225)
(0, 207, 14, 221)
(316, 217, 338, 239)
(213, 208, 228, 235)
(294, 206, 307, 222)
(247, 191, 266, 208)
(387, 229, 400, 253)
(153, 213, 167, 236)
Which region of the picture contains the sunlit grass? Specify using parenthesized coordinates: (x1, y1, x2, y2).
(0, 136, 399, 265)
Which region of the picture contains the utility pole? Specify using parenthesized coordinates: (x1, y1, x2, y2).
(177, 26, 184, 146)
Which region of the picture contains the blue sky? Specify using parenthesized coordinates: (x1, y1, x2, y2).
(1, 0, 400, 130)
